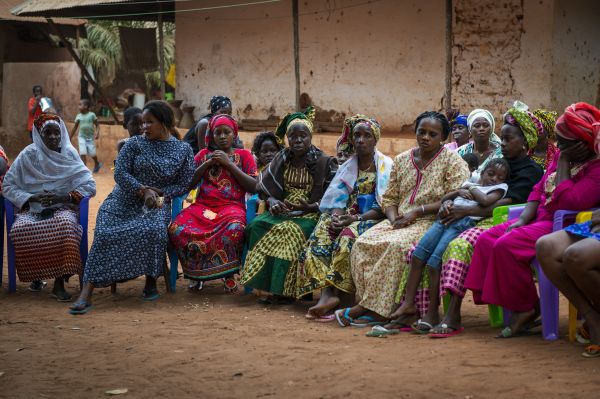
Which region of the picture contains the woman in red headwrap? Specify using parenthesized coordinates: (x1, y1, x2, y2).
(537, 102, 600, 358)
(169, 114, 258, 291)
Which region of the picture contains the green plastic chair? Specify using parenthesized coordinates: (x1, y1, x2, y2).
(442, 204, 524, 328)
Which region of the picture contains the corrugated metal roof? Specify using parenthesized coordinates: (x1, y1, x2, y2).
(11, 0, 175, 21)
(0, 0, 85, 24)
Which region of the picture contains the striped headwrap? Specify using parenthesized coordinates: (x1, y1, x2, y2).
(504, 101, 543, 150)
(337, 114, 381, 158)
(33, 112, 61, 132)
(274, 106, 315, 146)
(533, 109, 558, 140)
(555, 102, 600, 154)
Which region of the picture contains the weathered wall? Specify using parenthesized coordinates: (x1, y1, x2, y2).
(298, 0, 446, 132)
(550, 0, 600, 110)
(1, 62, 80, 153)
(452, 0, 555, 122)
(176, 0, 295, 122)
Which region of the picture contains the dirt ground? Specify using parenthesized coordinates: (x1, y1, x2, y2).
(1, 170, 599, 399)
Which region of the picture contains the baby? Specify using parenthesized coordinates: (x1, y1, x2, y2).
(394, 158, 510, 333)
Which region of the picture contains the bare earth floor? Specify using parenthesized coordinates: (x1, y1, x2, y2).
(1, 171, 599, 399)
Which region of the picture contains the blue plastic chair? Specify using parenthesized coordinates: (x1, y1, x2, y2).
(3, 197, 90, 293)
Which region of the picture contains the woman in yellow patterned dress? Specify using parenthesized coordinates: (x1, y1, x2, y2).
(335, 111, 469, 327)
(240, 108, 337, 303)
(291, 115, 393, 320)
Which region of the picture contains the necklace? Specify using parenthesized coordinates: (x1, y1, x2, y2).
(359, 162, 375, 172)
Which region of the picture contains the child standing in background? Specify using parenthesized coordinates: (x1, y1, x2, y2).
(70, 99, 102, 173)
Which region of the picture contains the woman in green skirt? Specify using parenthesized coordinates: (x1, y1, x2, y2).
(240, 107, 337, 303)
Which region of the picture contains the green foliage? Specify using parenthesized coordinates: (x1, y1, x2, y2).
(72, 20, 175, 90)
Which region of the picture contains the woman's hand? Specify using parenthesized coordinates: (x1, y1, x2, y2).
(440, 202, 469, 225)
(392, 209, 418, 229)
(329, 214, 357, 233)
(268, 197, 290, 216)
(212, 151, 233, 169)
(284, 199, 314, 213)
(438, 200, 453, 218)
(143, 189, 159, 209)
(506, 218, 526, 233)
(37, 192, 69, 207)
(559, 142, 589, 163)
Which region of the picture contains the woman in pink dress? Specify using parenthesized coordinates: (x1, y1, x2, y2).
(464, 103, 600, 338)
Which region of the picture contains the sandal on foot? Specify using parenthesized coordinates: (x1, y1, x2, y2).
(142, 288, 160, 301)
(313, 314, 336, 323)
(366, 325, 399, 338)
(28, 281, 47, 292)
(577, 326, 592, 345)
(582, 344, 600, 358)
(411, 319, 434, 334)
(51, 291, 73, 302)
(223, 278, 238, 294)
(429, 323, 465, 339)
(496, 326, 540, 338)
(350, 315, 386, 328)
(69, 301, 93, 315)
(335, 308, 354, 327)
(188, 281, 203, 292)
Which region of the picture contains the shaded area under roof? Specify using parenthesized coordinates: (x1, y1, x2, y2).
(0, 0, 85, 25)
(11, 0, 175, 22)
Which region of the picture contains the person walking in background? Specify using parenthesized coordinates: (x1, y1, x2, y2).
(70, 99, 102, 173)
(27, 85, 43, 141)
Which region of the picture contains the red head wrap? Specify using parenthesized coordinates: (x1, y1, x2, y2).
(33, 112, 61, 132)
(206, 114, 238, 147)
(555, 102, 600, 154)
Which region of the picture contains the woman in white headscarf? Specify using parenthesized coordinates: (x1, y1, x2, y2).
(3, 113, 96, 301)
(457, 109, 503, 181)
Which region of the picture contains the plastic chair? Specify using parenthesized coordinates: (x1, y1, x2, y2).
(4, 197, 90, 293)
(242, 194, 259, 294)
(498, 206, 580, 340)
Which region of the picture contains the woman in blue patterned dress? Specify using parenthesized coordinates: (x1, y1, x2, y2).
(70, 101, 195, 314)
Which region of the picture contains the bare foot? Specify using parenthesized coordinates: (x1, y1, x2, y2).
(508, 308, 540, 335)
(308, 296, 340, 317)
(388, 302, 418, 323)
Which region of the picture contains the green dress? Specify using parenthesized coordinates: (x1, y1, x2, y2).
(289, 170, 380, 298)
(240, 164, 319, 295)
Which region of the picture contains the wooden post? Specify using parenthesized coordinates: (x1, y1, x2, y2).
(292, 0, 300, 111)
(444, 0, 453, 111)
(46, 18, 120, 125)
(158, 6, 166, 100)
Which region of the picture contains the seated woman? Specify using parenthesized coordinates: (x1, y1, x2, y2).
(70, 101, 195, 314)
(457, 108, 502, 180)
(290, 115, 393, 319)
(169, 115, 257, 292)
(3, 113, 96, 301)
(464, 102, 600, 338)
(430, 101, 545, 337)
(536, 102, 600, 357)
(335, 111, 470, 327)
(240, 107, 337, 303)
(444, 110, 469, 151)
(530, 109, 559, 170)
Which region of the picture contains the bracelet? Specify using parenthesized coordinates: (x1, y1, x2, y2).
(421, 205, 425, 215)
(356, 214, 363, 222)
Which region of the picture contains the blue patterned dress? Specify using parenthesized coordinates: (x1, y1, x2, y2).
(84, 135, 195, 287)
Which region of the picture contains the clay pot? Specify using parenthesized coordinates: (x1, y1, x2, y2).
(179, 105, 195, 129)
(168, 99, 183, 126)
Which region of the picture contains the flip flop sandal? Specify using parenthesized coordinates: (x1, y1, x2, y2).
(496, 326, 541, 338)
(69, 301, 93, 315)
(429, 324, 465, 339)
(411, 319, 434, 334)
(350, 315, 386, 328)
(313, 314, 336, 323)
(258, 296, 273, 305)
(335, 308, 354, 327)
(142, 289, 160, 301)
(385, 319, 414, 332)
(51, 292, 73, 302)
(223, 278, 238, 294)
(582, 344, 600, 358)
(577, 326, 592, 345)
(188, 281, 203, 292)
(366, 325, 400, 338)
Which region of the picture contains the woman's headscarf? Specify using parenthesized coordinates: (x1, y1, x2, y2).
(533, 109, 558, 139)
(336, 114, 381, 159)
(504, 100, 544, 150)
(2, 113, 94, 211)
(447, 109, 468, 129)
(205, 114, 239, 149)
(467, 109, 495, 134)
(555, 102, 600, 154)
(274, 106, 315, 146)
